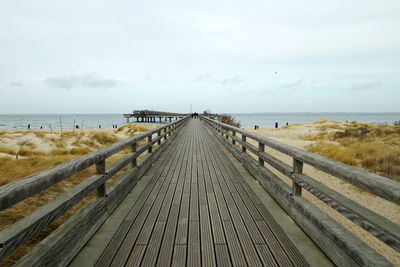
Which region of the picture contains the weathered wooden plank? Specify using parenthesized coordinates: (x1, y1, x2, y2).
(207, 139, 310, 266)
(109, 191, 167, 266)
(255, 220, 294, 266)
(190, 183, 199, 221)
(172, 244, 187, 266)
(188, 221, 201, 267)
(156, 204, 180, 267)
(206, 193, 226, 244)
(199, 205, 216, 267)
(126, 245, 146, 267)
(140, 221, 166, 267)
(230, 192, 265, 244)
(255, 244, 279, 267)
(215, 244, 231, 267)
(96, 141, 181, 265)
(225, 203, 263, 267)
(175, 193, 190, 245)
(135, 190, 168, 245)
(103, 139, 186, 266)
(157, 183, 177, 221)
(222, 220, 247, 267)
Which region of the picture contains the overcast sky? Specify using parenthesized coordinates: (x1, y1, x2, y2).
(1, 0, 399, 114)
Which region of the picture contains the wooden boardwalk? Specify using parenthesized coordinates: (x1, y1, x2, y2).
(73, 119, 308, 267)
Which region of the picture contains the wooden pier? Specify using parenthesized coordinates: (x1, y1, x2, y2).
(0, 116, 399, 266)
(123, 110, 188, 123)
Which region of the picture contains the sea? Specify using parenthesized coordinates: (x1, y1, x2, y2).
(0, 113, 399, 130)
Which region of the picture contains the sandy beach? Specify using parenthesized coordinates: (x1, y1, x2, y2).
(245, 121, 400, 265)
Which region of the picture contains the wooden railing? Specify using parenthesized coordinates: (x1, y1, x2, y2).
(202, 116, 400, 267)
(0, 116, 189, 265)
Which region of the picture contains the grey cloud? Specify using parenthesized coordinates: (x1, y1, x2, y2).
(9, 82, 26, 87)
(195, 74, 242, 85)
(195, 74, 214, 83)
(44, 73, 120, 89)
(348, 81, 382, 91)
(279, 79, 304, 89)
(221, 75, 242, 84)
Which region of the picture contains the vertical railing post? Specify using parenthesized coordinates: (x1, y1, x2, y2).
(242, 134, 246, 153)
(131, 142, 137, 168)
(232, 131, 236, 145)
(258, 142, 265, 167)
(292, 158, 303, 196)
(158, 130, 161, 145)
(164, 128, 167, 140)
(148, 135, 153, 153)
(96, 160, 106, 197)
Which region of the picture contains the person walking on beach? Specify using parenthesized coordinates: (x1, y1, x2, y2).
(27, 124, 31, 130)
(275, 122, 278, 128)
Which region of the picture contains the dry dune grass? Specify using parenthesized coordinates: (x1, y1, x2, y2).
(0, 125, 151, 265)
(303, 121, 400, 181)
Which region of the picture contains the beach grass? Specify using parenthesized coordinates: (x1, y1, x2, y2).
(303, 121, 400, 181)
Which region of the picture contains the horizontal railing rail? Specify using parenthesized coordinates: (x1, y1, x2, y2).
(0, 116, 189, 264)
(202, 116, 399, 267)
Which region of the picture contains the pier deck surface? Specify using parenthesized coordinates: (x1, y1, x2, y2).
(71, 119, 321, 266)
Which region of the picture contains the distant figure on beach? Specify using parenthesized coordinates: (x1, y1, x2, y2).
(286, 122, 288, 126)
(40, 126, 43, 130)
(254, 125, 259, 130)
(27, 124, 31, 130)
(76, 125, 79, 129)
(275, 122, 278, 128)
(99, 125, 101, 129)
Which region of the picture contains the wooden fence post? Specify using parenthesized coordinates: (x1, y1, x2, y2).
(131, 142, 137, 168)
(292, 158, 303, 196)
(148, 135, 152, 153)
(242, 135, 247, 153)
(96, 160, 106, 197)
(258, 142, 265, 167)
(232, 131, 236, 145)
(158, 130, 161, 145)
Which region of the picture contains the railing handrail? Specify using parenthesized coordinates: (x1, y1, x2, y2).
(202, 116, 400, 205)
(0, 117, 189, 211)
